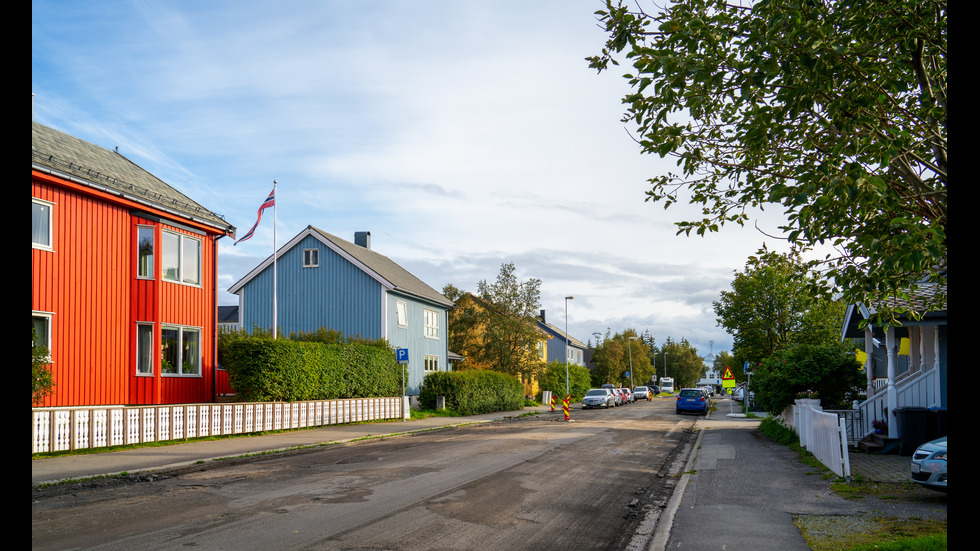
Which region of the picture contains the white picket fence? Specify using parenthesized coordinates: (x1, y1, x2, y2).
(790, 399, 851, 479)
(32, 397, 406, 454)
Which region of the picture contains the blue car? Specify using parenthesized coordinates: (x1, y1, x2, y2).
(676, 388, 709, 415)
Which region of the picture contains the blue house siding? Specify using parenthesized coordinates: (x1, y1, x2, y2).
(386, 292, 449, 394)
(239, 235, 384, 338)
(231, 227, 453, 396)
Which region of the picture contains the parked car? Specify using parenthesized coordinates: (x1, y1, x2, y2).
(732, 386, 754, 403)
(609, 388, 623, 406)
(582, 388, 616, 409)
(676, 388, 709, 415)
(910, 437, 947, 493)
(633, 386, 651, 400)
(620, 388, 634, 403)
(650, 385, 661, 395)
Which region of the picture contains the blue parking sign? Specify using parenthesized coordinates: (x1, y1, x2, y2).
(396, 348, 409, 364)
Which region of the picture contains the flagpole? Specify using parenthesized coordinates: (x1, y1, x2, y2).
(272, 180, 278, 340)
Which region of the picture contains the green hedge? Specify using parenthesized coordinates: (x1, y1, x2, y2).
(418, 370, 524, 415)
(539, 361, 592, 402)
(220, 333, 403, 402)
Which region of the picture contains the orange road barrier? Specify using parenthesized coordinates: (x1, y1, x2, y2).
(562, 394, 571, 421)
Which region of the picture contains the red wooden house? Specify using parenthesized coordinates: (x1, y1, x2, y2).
(32, 122, 235, 407)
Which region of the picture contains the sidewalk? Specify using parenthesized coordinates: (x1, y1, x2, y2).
(31, 405, 554, 486)
(646, 396, 938, 551)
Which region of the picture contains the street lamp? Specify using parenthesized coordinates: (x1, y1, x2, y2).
(628, 336, 637, 390)
(564, 296, 573, 397)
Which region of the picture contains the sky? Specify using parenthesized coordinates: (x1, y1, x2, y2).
(32, 0, 809, 365)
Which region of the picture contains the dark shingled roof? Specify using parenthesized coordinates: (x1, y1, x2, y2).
(32, 121, 233, 232)
(310, 227, 453, 308)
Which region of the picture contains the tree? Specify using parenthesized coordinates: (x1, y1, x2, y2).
(473, 263, 544, 385)
(657, 337, 706, 389)
(713, 248, 845, 369)
(753, 343, 865, 415)
(590, 329, 655, 387)
(589, 0, 946, 322)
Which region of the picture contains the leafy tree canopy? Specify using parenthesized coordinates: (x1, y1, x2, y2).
(589, 0, 947, 323)
(590, 328, 655, 387)
(656, 337, 706, 389)
(472, 263, 544, 381)
(714, 247, 845, 368)
(754, 342, 865, 414)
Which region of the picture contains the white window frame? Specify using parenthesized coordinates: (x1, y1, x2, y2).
(424, 355, 439, 373)
(396, 301, 408, 328)
(303, 248, 319, 268)
(423, 309, 439, 339)
(136, 323, 154, 375)
(161, 230, 202, 286)
(137, 225, 155, 279)
(33, 311, 53, 360)
(32, 198, 54, 251)
(160, 324, 202, 376)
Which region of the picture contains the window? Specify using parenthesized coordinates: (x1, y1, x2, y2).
(161, 230, 201, 285)
(160, 325, 201, 375)
(32, 312, 52, 358)
(424, 309, 439, 339)
(424, 355, 439, 372)
(303, 248, 319, 268)
(537, 341, 545, 360)
(137, 226, 154, 278)
(396, 301, 408, 327)
(32, 198, 53, 250)
(136, 324, 153, 375)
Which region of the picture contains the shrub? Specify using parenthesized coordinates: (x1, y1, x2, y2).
(538, 361, 592, 402)
(754, 343, 865, 415)
(418, 370, 524, 415)
(219, 329, 403, 402)
(32, 329, 54, 405)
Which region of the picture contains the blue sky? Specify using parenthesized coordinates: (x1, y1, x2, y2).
(32, 0, 807, 363)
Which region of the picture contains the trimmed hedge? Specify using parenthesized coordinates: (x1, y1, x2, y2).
(221, 335, 403, 402)
(418, 370, 524, 416)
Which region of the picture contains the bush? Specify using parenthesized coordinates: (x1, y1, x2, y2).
(538, 361, 592, 402)
(32, 329, 54, 405)
(219, 329, 403, 402)
(418, 370, 524, 416)
(754, 343, 865, 415)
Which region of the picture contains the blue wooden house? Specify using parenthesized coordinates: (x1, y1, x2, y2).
(228, 226, 453, 394)
(536, 309, 587, 366)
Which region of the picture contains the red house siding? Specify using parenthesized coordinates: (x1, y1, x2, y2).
(33, 170, 226, 407)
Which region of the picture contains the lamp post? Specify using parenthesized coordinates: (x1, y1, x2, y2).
(628, 336, 637, 390)
(564, 296, 573, 397)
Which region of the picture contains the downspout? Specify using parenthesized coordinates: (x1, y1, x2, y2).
(212, 233, 227, 403)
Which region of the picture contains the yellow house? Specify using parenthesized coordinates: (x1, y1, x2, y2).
(449, 292, 548, 397)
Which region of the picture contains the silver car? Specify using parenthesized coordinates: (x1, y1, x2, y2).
(910, 436, 947, 493)
(582, 388, 615, 409)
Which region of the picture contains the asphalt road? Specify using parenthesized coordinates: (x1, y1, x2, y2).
(32, 398, 697, 551)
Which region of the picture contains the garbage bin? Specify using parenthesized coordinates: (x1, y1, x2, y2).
(894, 406, 930, 455)
(928, 407, 947, 440)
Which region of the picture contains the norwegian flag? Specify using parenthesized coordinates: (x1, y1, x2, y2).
(235, 188, 275, 245)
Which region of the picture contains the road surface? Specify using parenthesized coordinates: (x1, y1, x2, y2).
(33, 398, 697, 550)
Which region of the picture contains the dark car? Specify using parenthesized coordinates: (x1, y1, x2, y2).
(676, 388, 709, 415)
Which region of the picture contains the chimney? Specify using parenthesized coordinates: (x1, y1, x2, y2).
(354, 231, 371, 250)
(540, 309, 545, 323)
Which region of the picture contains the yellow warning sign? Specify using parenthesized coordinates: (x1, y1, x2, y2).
(722, 366, 736, 389)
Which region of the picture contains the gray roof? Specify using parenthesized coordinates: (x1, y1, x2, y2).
(536, 318, 587, 349)
(310, 227, 453, 308)
(32, 121, 233, 232)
